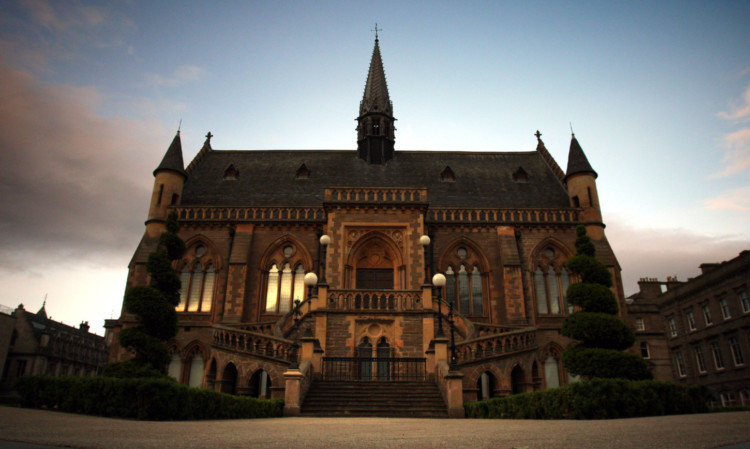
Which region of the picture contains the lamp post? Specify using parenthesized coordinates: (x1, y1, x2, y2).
(289, 272, 318, 369)
(419, 235, 431, 284)
(448, 302, 458, 370)
(432, 273, 446, 338)
(303, 272, 318, 338)
(319, 235, 330, 284)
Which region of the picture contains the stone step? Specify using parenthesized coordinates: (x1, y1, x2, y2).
(301, 380, 448, 418)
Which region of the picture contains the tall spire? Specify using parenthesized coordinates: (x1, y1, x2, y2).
(154, 131, 187, 178)
(357, 28, 396, 164)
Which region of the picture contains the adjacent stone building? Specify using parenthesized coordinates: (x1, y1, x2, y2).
(0, 303, 109, 393)
(107, 36, 629, 412)
(649, 251, 750, 406)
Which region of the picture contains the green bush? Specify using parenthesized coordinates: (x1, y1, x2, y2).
(561, 312, 635, 350)
(464, 378, 712, 419)
(14, 376, 283, 420)
(562, 346, 652, 380)
(566, 283, 618, 314)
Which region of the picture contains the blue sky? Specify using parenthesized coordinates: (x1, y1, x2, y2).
(1, 1, 749, 334)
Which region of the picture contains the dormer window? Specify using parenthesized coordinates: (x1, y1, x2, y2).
(513, 167, 528, 183)
(223, 164, 238, 180)
(295, 163, 310, 179)
(441, 166, 455, 182)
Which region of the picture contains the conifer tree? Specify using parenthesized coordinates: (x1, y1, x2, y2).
(561, 225, 652, 380)
(106, 212, 184, 376)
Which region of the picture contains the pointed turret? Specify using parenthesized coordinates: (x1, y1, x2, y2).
(356, 34, 396, 164)
(154, 132, 187, 178)
(564, 134, 603, 238)
(146, 131, 187, 237)
(565, 134, 597, 180)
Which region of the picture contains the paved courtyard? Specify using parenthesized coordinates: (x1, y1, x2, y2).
(1, 406, 749, 449)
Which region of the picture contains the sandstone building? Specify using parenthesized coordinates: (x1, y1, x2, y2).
(627, 251, 750, 406)
(1, 303, 109, 394)
(107, 36, 628, 415)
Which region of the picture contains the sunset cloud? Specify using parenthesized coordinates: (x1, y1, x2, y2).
(606, 217, 750, 295)
(0, 64, 168, 272)
(719, 84, 750, 122)
(704, 186, 750, 212)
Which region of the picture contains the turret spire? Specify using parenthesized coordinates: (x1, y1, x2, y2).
(565, 134, 597, 180)
(154, 131, 187, 178)
(357, 30, 396, 164)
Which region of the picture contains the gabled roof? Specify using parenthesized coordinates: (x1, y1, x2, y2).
(181, 149, 572, 209)
(565, 135, 597, 180)
(154, 132, 187, 178)
(359, 38, 393, 118)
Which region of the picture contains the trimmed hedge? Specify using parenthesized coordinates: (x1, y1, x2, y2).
(15, 376, 283, 420)
(464, 378, 713, 420)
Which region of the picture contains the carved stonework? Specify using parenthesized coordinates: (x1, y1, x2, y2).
(345, 227, 406, 253)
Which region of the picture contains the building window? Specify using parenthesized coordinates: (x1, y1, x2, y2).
(675, 352, 687, 377)
(720, 297, 731, 320)
(702, 304, 713, 326)
(667, 316, 678, 337)
(720, 392, 736, 407)
(695, 346, 707, 373)
(534, 265, 571, 315)
(544, 354, 561, 389)
(729, 337, 745, 366)
(739, 290, 749, 313)
(710, 341, 725, 370)
(265, 263, 306, 313)
(177, 262, 215, 313)
(635, 318, 645, 331)
(640, 342, 650, 359)
(444, 264, 484, 316)
(686, 310, 696, 331)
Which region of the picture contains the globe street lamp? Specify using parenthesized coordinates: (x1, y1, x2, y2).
(432, 273, 446, 338)
(319, 234, 330, 284)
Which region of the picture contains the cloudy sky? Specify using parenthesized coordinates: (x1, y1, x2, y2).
(1, 1, 749, 335)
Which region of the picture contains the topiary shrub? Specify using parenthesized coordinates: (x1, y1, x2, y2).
(561, 225, 652, 380)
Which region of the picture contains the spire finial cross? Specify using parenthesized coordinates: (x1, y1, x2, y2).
(534, 130, 542, 141)
(372, 22, 382, 40)
(205, 131, 213, 142)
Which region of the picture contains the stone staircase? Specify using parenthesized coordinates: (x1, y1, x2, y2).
(301, 380, 448, 417)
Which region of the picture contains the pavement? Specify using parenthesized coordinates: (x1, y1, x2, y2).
(1, 406, 749, 449)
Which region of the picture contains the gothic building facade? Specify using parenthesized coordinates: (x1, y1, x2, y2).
(107, 37, 627, 412)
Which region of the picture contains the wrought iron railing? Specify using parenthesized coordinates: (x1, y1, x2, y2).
(322, 357, 426, 381)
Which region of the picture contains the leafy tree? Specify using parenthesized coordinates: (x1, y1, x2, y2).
(107, 212, 184, 376)
(561, 225, 652, 380)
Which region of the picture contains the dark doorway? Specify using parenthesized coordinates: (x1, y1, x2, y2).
(377, 337, 391, 380)
(221, 363, 238, 395)
(249, 370, 271, 399)
(511, 365, 525, 395)
(358, 338, 373, 380)
(356, 269, 394, 289)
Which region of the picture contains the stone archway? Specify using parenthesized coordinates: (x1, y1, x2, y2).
(221, 363, 238, 395)
(346, 232, 404, 290)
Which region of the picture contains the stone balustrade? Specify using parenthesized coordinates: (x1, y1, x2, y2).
(324, 187, 427, 203)
(454, 327, 537, 365)
(327, 290, 423, 312)
(213, 325, 295, 362)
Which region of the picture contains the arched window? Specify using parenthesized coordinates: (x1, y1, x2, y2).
(445, 264, 484, 316)
(477, 371, 495, 400)
(265, 263, 307, 313)
(187, 352, 204, 388)
(439, 244, 487, 316)
(262, 241, 311, 314)
(167, 349, 181, 380)
(533, 246, 572, 316)
(176, 242, 219, 313)
(544, 354, 561, 389)
(177, 262, 215, 313)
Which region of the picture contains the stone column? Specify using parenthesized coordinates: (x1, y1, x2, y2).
(283, 369, 305, 416)
(444, 370, 465, 418)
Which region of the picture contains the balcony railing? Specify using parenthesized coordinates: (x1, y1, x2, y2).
(327, 290, 423, 312)
(322, 357, 426, 381)
(213, 325, 294, 363)
(454, 327, 538, 365)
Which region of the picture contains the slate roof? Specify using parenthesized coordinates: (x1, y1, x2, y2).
(154, 132, 187, 178)
(565, 135, 597, 179)
(180, 149, 571, 209)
